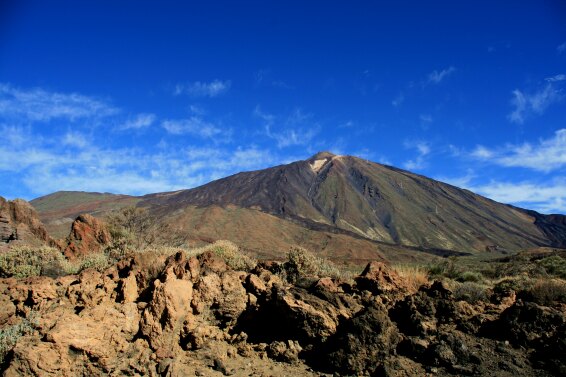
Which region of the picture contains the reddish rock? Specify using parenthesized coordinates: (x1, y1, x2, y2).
(62, 214, 111, 259)
(355, 261, 406, 295)
(0, 197, 52, 247)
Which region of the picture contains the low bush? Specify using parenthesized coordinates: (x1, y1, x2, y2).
(284, 246, 341, 283)
(427, 257, 463, 280)
(538, 255, 566, 279)
(186, 240, 257, 271)
(520, 278, 566, 305)
(0, 312, 39, 365)
(454, 282, 487, 304)
(457, 271, 483, 283)
(392, 264, 429, 292)
(203, 240, 257, 271)
(0, 246, 67, 278)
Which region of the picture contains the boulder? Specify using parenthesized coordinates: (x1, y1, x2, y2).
(62, 214, 111, 259)
(355, 261, 407, 295)
(322, 301, 401, 375)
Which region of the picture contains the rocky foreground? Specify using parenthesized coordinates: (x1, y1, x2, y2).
(0, 250, 564, 377)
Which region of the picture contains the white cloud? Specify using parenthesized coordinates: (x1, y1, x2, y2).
(0, 83, 118, 122)
(62, 132, 88, 148)
(161, 116, 227, 140)
(470, 145, 494, 159)
(0, 125, 29, 146)
(0, 83, 279, 198)
(254, 106, 320, 148)
(392, 93, 404, 107)
(0, 137, 277, 196)
(419, 114, 433, 128)
(546, 74, 566, 82)
(435, 170, 476, 189)
(470, 129, 566, 172)
(174, 80, 231, 97)
(557, 42, 566, 54)
(508, 83, 563, 124)
(427, 66, 456, 85)
(119, 113, 156, 130)
(403, 140, 430, 171)
(470, 180, 566, 214)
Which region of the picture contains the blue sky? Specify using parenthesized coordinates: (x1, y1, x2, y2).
(0, 1, 565, 214)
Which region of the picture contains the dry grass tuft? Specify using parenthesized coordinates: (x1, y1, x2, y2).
(186, 240, 257, 271)
(284, 246, 341, 283)
(392, 264, 430, 292)
(523, 278, 566, 305)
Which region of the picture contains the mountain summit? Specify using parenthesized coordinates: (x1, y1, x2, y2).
(32, 153, 566, 261)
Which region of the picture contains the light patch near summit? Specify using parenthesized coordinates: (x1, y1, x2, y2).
(310, 159, 327, 173)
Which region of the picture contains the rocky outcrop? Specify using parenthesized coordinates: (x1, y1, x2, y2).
(61, 214, 111, 259)
(0, 197, 52, 247)
(0, 255, 563, 376)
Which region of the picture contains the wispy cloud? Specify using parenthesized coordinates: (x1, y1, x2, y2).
(0, 83, 280, 198)
(254, 106, 320, 148)
(435, 170, 476, 189)
(546, 74, 566, 82)
(557, 42, 566, 54)
(391, 93, 404, 107)
(426, 66, 456, 85)
(470, 179, 566, 214)
(470, 129, 566, 172)
(118, 113, 156, 130)
(254, 69, 293, 89)
(161, 116, 228, 140)
(0, 83, 119, 121)
(419, 114, 433, 129)
(507, 82, 563, 124)
(403, 140, 431, 170)
(0, 138, 277, 196)
(174, 79, 231, 97)
(62, 132, 88, 148)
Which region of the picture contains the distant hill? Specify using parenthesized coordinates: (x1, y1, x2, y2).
(31, 191, 139, 238)
(30, 152, 566, 263)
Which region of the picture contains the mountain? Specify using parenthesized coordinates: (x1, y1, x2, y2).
(30, 152, 566, 263)
(31, 191, 139, 238)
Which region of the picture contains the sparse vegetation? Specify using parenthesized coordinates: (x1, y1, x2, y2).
(520, 278, 566, 305)
(283, 246, 341, 283)
(454, 282, 488, 304)
(0, 246, 68, 278)
(105, 206, 186, 256)
(392, 264, 429, 292)
(0, 312, 39, 365)
(199, 240, 257, 271)
(458, 271, 483, 283)
(538, 255, 566, 279)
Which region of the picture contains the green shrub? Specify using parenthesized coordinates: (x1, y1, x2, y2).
(521, 279, 566, 305)
(0, 246, 66, 278)
(105, 206, 187, 255)
(454, 282, 487, 304)
(457, 271, 483, 283)
(206, 240, 256, 271)
(77, 253, 111, 272)
(284, 246, 340, 283)
(187, 240, 256, 271)
(0, 312, 39, 364)
(493, 277, 533, 296)
(427, 257, 462, 280)
(538, 256, 566, 279)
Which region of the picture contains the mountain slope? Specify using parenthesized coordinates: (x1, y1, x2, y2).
(30, 152, 566, 260)
(31, 191, 139, 238)
(141, 152, 557, 253)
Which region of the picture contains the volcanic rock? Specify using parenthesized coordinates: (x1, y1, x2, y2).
(62, 214, 111, 259)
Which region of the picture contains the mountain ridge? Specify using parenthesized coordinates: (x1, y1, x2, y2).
(30, 152, 566, 259)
